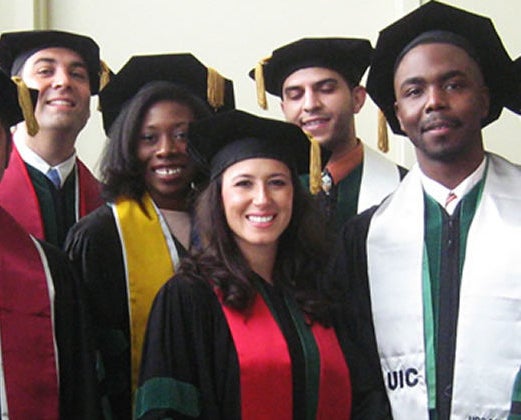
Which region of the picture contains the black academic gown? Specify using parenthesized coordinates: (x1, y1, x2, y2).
(325, 197, 485, 419)
(65, 204, 188, 420)
(136, 272, 386, 420)
(322, 206, 393, 419)
(40, 240, 103, 419)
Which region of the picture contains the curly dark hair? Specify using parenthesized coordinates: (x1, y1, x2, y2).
(178, 164, 332, 325)
(100, 80, 212, 203)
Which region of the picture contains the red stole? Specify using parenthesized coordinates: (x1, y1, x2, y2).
(0, 146, 102, 240)
(219, 291, 352, 419)
(313, 324, 352, 420)
(0, 207, 59, 419)
(77, 158, 103, 216)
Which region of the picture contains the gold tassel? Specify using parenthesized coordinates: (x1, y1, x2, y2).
(255, 55, 271, 110)
(11, 76, 39, 137)
(97, 60, 112, 112)
(306, 132, 322, 195)
(99, 59, 112, 91)
(377, 109, 389, 153)
(207, 67, 225, 111)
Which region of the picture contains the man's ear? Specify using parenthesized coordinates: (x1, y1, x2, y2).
(480, 85, 490, 121)
(352, 86, 367, 114)
(394, 101, 406, 132)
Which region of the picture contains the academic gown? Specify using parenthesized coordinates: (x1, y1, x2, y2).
(65, 204, 188, 420)
(0, 145, 102, 247)
(302, 145, 406, 233)
(321, 206, 392, 419)
(0, 207, 101, 419)
(135, 273, 390, 420)
(325, 154, 521, 419)
(324, 206, 482, 419)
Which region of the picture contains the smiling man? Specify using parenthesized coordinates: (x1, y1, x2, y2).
(0, 66, 101, 420)
(0, 30, 102, 247)
(325, 2, 521, 419)
(251, 38, 406, 233)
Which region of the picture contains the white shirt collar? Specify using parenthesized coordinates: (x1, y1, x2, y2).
(420, 156, 487, 215)
(13, 133, 77, 188)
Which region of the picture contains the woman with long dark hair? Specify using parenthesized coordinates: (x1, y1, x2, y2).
(136, 110, 352, 419)
(64, 54, 234, 420)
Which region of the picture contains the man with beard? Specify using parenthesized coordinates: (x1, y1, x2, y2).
(0, 30, 103, 247)
(325, 2, 521, 419)
(250, 38, 406, 233)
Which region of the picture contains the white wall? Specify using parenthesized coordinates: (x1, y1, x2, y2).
(1, 0, 520, 173)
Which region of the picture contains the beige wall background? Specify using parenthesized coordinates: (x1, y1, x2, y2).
(1, 0, 520, 175)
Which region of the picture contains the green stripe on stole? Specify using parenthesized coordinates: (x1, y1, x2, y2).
(332, 163, 363, 226)
(255, 282, 321, 420)
(26, 165, 76, 246)
(422, 177, 484, 412)
(283, 294, 320, 420)
(134, 376, 201, 418)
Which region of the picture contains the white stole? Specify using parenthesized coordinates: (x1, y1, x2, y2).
(367, 153, 521, 419)
(358, 145, 402, 213)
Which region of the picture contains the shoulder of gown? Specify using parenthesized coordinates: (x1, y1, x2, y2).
(137, 274, 240, 420)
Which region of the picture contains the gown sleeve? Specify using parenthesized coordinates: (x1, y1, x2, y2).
(40, 240, 103, 419)
(322, 207, 393, 420)
(135, 275, 240, 420)
(64, 205, 132, 419)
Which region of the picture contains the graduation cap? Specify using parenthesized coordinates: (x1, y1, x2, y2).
(0, 71, 25, 128)
(187, 110, 323, 192)
(98, 53, 235, 134)
(0, 30, 101, 95)
(0, 71, 38, 135)
(506, 57, 521, 114)
(249, 38, 373, 110)
(366, 0, 517, 136)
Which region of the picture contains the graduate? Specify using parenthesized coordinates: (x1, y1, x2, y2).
(0, 30, 103, 247)
(65, 54, 234, 420)
(0, 69, 101, 419)
(325, 1, 521, 419)
(136, 110, 390, 419)
(250, 38, 406, 232)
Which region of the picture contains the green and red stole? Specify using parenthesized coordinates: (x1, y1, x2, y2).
(0, 145, 102, 241)
(0, 207, 59, 419)
(217, 285, 352, 419)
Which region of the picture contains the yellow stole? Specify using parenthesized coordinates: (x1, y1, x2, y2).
(112, 193, 177, 397)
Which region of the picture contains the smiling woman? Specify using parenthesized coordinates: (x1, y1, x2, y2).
(136, 100, 198, 211)
(64, 54, 235, 420)
(221, 158, 294, 280)
(135, 110, 356, 419)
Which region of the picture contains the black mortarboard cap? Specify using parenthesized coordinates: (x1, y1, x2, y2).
(366, 0, 517, 135)
(0, 71, 39, 134)
(98, 54, 235, 133)
(0, 30, 101, 94)
(506, 57, 521, 114)
(188, 110, 315, 180)
(249, 38, 373, 109)
(0, 71, 25, 127)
